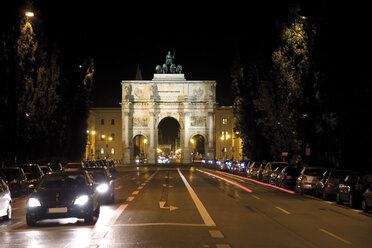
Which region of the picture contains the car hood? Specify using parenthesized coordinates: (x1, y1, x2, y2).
(31, 188, 89, 206)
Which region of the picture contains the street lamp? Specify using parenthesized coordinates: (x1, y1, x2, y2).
(25, 11, 34, 17)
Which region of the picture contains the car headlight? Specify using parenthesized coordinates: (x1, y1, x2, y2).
(28, 198, 41, 207)
(96, 183, 109, 193)
(74, 195, 89, 206)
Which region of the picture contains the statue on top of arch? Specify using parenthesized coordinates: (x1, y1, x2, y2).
(155, 51, 183, 74)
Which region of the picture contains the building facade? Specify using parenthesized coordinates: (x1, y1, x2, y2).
(85, 108, 122, 161)
(86, 106, 242, 162)
(215, 106, 243, 161)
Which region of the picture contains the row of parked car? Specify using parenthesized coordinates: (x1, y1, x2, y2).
(0, 160, 117, 225)
(218, 160, 372, 213)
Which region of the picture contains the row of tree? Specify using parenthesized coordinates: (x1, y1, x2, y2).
(0, 1, 94, 165)
(232, 2, 371, 169)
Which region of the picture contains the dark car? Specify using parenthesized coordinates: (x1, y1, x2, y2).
(63, 162, 85, 171)
(336, 170, 372, 208)
(84, 167, 115, 203)
(0, 176, 12, 220)
(0, 167, 29, 196)
(26, 170, 100, 226)
(247, 162, 265, 180)
(362, 185, 372, 212)
(295, 166, 327, 194)
(17, 164, 44, 191)
(262, 162, 288, 183)
(276, 166, 302, 189)
(315, 169, 350, 200)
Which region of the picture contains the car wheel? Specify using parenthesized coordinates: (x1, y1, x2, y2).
(362, 199, 370, 213)
(322, 191, 328, 201)
(3, 203, 11, 220)
(349, 194, 357, 208)
(315, 188, 320, 198)
(84, 211, 94, 224)
(94, 204, 100, 218)
(336, 192, 343, 205)
(26, 215, 36, 226)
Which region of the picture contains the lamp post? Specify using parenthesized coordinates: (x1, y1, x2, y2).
(143, 138, 148, 159)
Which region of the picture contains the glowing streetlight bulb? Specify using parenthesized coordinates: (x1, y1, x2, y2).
(25, 11, 34, 17)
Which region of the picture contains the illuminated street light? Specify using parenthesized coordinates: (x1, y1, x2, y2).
(25, 11, 34, 17)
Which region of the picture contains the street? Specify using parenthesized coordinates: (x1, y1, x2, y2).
(1, 164, 372, 248)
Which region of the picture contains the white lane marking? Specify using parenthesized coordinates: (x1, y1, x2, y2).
(319, 228, 352, 244)
(137, 186, 144, 190)
(126, 196, 135, 202)
(106, 204, 128, 226)
(275, 206, 291, 215)
(177, 168, 216, 226)
(132, 190, 139, 195)
(209, 230, 224, 238)
(251, 194, 261, 200)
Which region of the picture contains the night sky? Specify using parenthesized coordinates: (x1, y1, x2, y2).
(33, 1, 289, 107)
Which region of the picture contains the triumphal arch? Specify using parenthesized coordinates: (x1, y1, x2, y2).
(121, 52, 216, 164)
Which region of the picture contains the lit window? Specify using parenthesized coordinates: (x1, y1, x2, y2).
(100, 148, 104, 154)
(222, 118, 228, 124)
(111, 148, 115, 154)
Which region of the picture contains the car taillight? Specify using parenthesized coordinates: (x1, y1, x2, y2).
(285, 175, 292, 180)
(30, 179, 36, 183)
(10, 179, 18, 184)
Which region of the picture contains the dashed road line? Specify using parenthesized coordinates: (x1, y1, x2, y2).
(216, 244, 231, 248)
(319, 228, 351, 244)
(126, 196, 135, 202)
(132, 190, 139, 195)
(209, 230, 224, 238)
(251, 194, 261, 200)
(275, 206, 291, 215)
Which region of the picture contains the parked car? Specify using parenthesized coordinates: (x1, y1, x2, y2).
(64, 162, 86, 171)
(0, 167, 29, 196)
(247, 162, 265, 180)
(276, 166, 302, 189)
(336, 170, 372, 208)
(233, 161, 248, 173)
(84, 167, 115, 203)
(315, 169, 349, 200)
(0, 176, 12, 220)
(295, 166, 327, 194)
(26, 170, 100, 226)
(362, 185, 372, 212)
(262, 162, 288, 183)
(17, 164, 44, 191)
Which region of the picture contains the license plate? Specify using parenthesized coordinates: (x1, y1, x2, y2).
(48, 207, 67, 213)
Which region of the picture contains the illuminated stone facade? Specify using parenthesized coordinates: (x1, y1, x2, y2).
(86, 108, 122, 160)
(121, 74, 216, 164)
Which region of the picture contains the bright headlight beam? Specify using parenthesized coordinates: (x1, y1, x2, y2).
(96, 183, 109, 193)
(74, 195, 89, 206)
(28, 198, 41, 207)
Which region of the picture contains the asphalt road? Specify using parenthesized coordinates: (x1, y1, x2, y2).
(1, 164, 372, 248)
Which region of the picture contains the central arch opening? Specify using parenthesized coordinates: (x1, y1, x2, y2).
(158, 117, 180, 163)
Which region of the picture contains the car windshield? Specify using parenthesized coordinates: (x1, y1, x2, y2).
(2, 169, 21, 180)
(304, 169, 325, 176)
(330, 171, 348, 179)
(272, 163, 286, 170)
(38, 174, 86, 189)
(87, 171, 106, 182)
